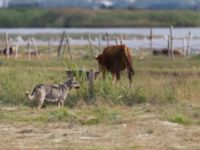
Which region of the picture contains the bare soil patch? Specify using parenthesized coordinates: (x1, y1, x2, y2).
(0, 105, 200, 150)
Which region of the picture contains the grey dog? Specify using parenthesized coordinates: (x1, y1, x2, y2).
(26, 78, 80, 109)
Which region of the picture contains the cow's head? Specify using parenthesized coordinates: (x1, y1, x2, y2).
(94, 55, 99, 60)
(94, 54, 103, 62)
(94, 54, 103, 71)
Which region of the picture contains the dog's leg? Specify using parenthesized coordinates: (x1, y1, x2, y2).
(60, 99, 64, 107)
(37, 98, 44, 109)
(58, 100, 64, 108)
(58, 101, 61, 108)
(37, 88, 45, 110)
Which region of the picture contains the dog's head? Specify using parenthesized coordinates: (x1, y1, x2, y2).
(64, 77, 80, 89)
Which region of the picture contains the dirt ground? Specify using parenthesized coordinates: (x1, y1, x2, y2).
(1, 106, 200, 150)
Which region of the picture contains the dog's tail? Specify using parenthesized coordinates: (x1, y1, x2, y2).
(25, 91, 35, 101)
(25, 84, 43, 101)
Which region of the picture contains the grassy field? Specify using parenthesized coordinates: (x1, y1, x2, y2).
(1, 54, 200, 149)
(1, 8, 200, 27)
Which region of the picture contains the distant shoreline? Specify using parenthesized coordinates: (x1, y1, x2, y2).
(0, 8, 200, 28)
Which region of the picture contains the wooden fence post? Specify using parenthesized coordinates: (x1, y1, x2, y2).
(115, 36, 119, 45)
(31, 37, 40, 60)
(186, 31, 191, 58)
(48, 37, 51, 59)
(88, 34, 94, 56)
(27, 40, 31, 60)
(66, 34, 72, 60)
(57, 31, 66, 58)
(106, 32, 109, 46)
(167, 36, 170, 59)
(5, 32, 9, 58)
(182, 37, 186, 57)
(149, 28, 153, 55)
(169, 26, 174, 60)
(98, 34, 102, 52)
(119, 34, 123, 45)
(88, 69, 94, 100)
(15, 43, 19, 59)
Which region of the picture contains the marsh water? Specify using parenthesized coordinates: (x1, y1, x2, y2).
(1, 27, 200, 51)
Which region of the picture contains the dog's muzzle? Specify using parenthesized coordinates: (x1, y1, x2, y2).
(74, 85, 80, 89)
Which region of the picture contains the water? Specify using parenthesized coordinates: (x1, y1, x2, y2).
(0, 27, 200, 37)
(1, 27, 200, 51)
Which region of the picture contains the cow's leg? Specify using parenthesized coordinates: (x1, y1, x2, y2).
(112, 74, 117, 83)
(127, 68, 133, 88)
(102, 69, 106, 80)
(116, 72, 120, 81)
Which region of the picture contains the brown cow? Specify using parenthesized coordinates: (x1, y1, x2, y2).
(95, 45, 134, 85)
(153, 48, 183, 57)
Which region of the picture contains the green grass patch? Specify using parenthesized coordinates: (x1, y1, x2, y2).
(169, 114, 191, 125)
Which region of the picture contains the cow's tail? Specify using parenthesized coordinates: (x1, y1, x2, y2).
(124, 47, 134, 75)
(123, 46, 134, 84)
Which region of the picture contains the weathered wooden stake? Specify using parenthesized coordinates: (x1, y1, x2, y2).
(182, 37, 186, 57)
(48, 37, 51, 59)
(119, 34, 123, 45)
(98, 34, 102, 52)
(115, 36, 119, 45)
(27, 40, 31, 60)
(186, 31, 191, 58)
(66, 34, 72, 60)
(106, 32, 109, 46)
(149, 28, 153, 55)
(31, 37, 40, 59)
(170, 26, 174, 60)
(15, 43, 19, 59)
(88, 34, 94, 55)
(167, 36, 170, 59)
(57, 31, 66, 58)
(88, 69, 94, 100)
(5, 32, 9, 58)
